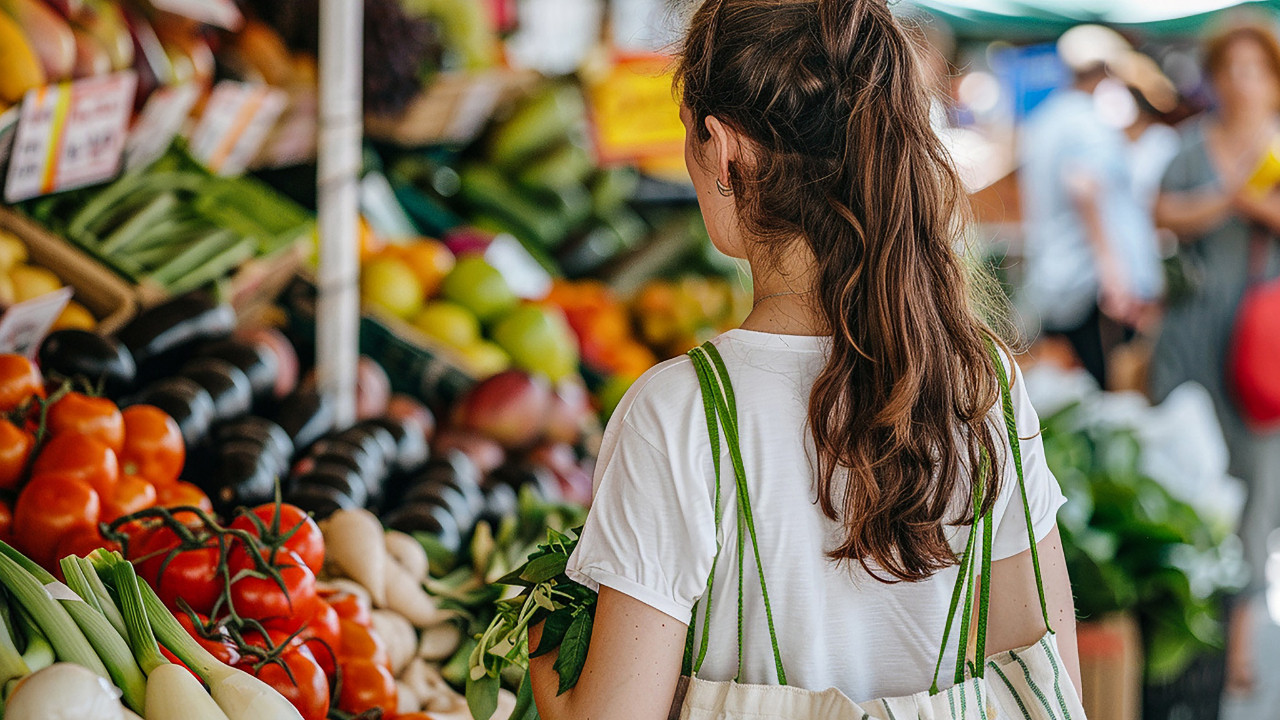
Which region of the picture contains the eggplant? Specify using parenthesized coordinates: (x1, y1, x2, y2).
(213, 417, 295, 469)
(286, 483, 358, 520)
(181, 357, 253, 422)
(292, 461, 369, 508)
(479, 482, 519, 526)
(333, 426, 391, 480)
(202, 446, 278, 515)
(365, 417, 429, 475)
(403, 481, 476, 530)
(351, 422, 397, 467)
(382, 501, 462, 553)
(38, 330, 136, 398)
(272, 388, 333, 452)
(423, 450, 480, 490)
(408, 469, 484, 524)
(117, 291, 236, 382)
(305, 438, 381, 483)
(129, 377, 216, 445)
(198, 338, 279, 402)
(219, 438, 288, 478)
(486, 462, 562, 502)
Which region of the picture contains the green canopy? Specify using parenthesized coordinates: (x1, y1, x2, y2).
(904, 0, 1280, 38)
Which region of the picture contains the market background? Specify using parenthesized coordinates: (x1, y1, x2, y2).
(0, 0, 1274, 719)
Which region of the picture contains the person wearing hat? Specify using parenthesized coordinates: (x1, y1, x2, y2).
(1018, 24, 1161, 386)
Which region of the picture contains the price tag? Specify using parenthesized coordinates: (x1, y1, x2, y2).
(5, 72, 138, 203)
(148, 0, 242, 30)
(187, 81, 287, 177)
(125, 83, 201, 171)
(0, 287, 73, 358)
(586, 55, 685, 166)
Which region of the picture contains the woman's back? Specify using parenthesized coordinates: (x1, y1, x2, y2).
(567, 330, 1064, 700)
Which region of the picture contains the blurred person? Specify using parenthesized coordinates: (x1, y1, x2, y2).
(1152, 20, 1280, 694)
(1018, 25, 1162, 386)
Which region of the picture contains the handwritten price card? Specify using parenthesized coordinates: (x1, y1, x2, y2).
(126, 83, 201, 171)
(187, 81, 287, 177)
(5, 72, 138, 203)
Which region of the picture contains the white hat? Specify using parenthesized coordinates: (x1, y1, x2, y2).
(1057, 24, 1132, 74)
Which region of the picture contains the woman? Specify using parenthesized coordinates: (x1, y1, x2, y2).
(531, 2, 1080, 717)
(1152, 21, 1280, 693)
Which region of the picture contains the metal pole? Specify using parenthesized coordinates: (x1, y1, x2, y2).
(316, 0, 363, 427)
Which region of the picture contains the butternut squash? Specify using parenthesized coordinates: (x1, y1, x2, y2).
(0, 11, 45, 104)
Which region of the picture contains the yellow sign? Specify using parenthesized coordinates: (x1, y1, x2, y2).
(587, 55, 686, 168)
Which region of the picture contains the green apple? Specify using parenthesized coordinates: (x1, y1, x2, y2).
(413, 300, 481, 349)
(362, 256, 424, 318)
(457, 340, 512, 377)
(441, 255, 517, 323)
(491, 304, 580, 382)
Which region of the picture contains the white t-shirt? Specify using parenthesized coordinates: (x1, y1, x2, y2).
(565, 329, 1066, 701)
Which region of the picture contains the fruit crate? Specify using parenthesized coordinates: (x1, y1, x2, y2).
(0, 206, 137, 335)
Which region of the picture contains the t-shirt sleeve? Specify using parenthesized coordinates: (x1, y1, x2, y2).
(565, 380, 717, 623)
(990, 357, 1067, 561)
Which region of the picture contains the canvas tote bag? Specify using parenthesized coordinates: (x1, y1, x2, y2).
(669, 341, 1087, 720)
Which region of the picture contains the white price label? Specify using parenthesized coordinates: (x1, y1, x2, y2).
(126, 83, 201, 170)
(148, 0, 242, 30)
(187, 81, 287, 177)
(5, 72, 138, 202)
(0, 287, 73, 358)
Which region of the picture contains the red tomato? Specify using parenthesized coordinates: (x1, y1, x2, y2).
(229, 504, 324, 575)
(299, 598, 340, 677)
(131, 527, 223, 616)
(13, 473, 100, 567)
(337, 617, 389, 667)
(229, 549, 318, 632)
(173, 611, 241, 667)
(32, 433, 119, 499)
(0, 420, 33, 491)
(153, 480, 213, 521)
(248, 645, 330, 720)
(0, 498, 11, 544)
(46, 392, 125, 453)
(54, 526, 119, 567)
(119, 406, 185, 485)
(102, 473, 157, 522)
(323, 591, 371, 626)
(0, 355, 43, 412)
(336, 657, 396, 715)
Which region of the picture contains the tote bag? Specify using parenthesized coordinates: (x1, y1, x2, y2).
(1227, 227, 1280, 429)
(669, 341, 1087, 720)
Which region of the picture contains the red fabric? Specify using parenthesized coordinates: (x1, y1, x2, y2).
(1230, 276, 1280, 429)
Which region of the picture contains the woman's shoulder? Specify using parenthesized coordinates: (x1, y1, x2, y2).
(607, 354, 703, 440)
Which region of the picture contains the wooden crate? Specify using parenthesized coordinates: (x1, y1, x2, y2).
(1078, 613, 1143, 720)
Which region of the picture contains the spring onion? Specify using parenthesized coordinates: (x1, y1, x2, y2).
(88, 551, 303, 720)
(15, 610, 53, 673)
(62, 557, 129, 640)
(0, 594, 30, 687)
(144, 664, 231, 720)
(4, 663, 127, 720)
(0, 542, 108, 679)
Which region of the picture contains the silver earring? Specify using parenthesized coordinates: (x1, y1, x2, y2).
(715, 178, 733, 197)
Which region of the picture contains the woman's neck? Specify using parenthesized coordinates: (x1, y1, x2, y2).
(739, 250, 825, 336)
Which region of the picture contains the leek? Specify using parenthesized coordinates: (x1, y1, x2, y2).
(145, 664, 231, 720)
(0, 543, 108, 679)
(108, 562, 166, 675)
(0, 594, 29, 687)
(63, 557, 129, 640)
(15, 610, 53, 673)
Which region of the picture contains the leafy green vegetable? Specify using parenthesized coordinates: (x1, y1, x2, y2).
(553, 611, 593, 694)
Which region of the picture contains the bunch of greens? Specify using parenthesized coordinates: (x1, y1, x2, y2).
(464, 526, 597, 720)
(1042, 402, 1247, 682)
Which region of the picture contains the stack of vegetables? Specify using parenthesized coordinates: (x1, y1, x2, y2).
(22, 151, 312, 298)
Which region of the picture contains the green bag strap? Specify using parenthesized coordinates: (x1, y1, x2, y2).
(683, 352, 726, 677)
(684, 343, 788, 685)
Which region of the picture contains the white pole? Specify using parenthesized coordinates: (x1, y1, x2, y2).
(316, 0, 363, 427)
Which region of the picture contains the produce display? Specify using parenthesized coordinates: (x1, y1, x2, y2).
(0, 227, 100, 331)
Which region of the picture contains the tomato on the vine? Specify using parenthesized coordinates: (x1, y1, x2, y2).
(131, 527, 222, 615)
(337, 617, 389, 667)
(228, 549, 318, 633)
(245, 644, 329, 720)
(323, 590, 371, 627)
(102, 473, 157, 522)
(32, 433, 119, 499)
(0, 355, 43, 412)
(119, 405, 184, 485)
(173, 611, 241, 667)
(153, 480, 213, 518)
(0, 498, 13, 545)
(336, 657, 396, 715)
(298, 598, 340, 677)
(46, 392, 125, 453)
(229, 504, 324, 575)
(12, 473, 100, 567)
(54, 527, 119, 567)
(0, 420, 33, 491)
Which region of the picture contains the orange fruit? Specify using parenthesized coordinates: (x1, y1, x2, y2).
(396, 240, 455, 298)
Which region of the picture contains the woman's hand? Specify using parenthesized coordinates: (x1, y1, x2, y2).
(530, 586, 687, 720)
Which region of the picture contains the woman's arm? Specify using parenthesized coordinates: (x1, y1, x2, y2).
(1154, 190, 1234, 239)
(1232, 190, 1280, 235)
(530, 586, 687, 720)
(987, 525, 1082, 693)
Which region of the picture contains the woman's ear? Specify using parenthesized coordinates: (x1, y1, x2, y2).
(704, 115, 738, 188)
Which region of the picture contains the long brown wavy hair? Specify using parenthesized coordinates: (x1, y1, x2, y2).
(675, 0, 1004, 582)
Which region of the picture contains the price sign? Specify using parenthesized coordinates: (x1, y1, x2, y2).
(148, 0, 242, 30)
(0, 287, 73, 358)
(586, 55, 685, 167)
(5, 72, 138, 203)
(187, 81, 287, 177)
(125, 83, 201, 170)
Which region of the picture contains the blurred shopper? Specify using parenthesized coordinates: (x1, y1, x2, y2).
(1152, 20, 1280, 694)
(1019, 25, 1161, 386)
